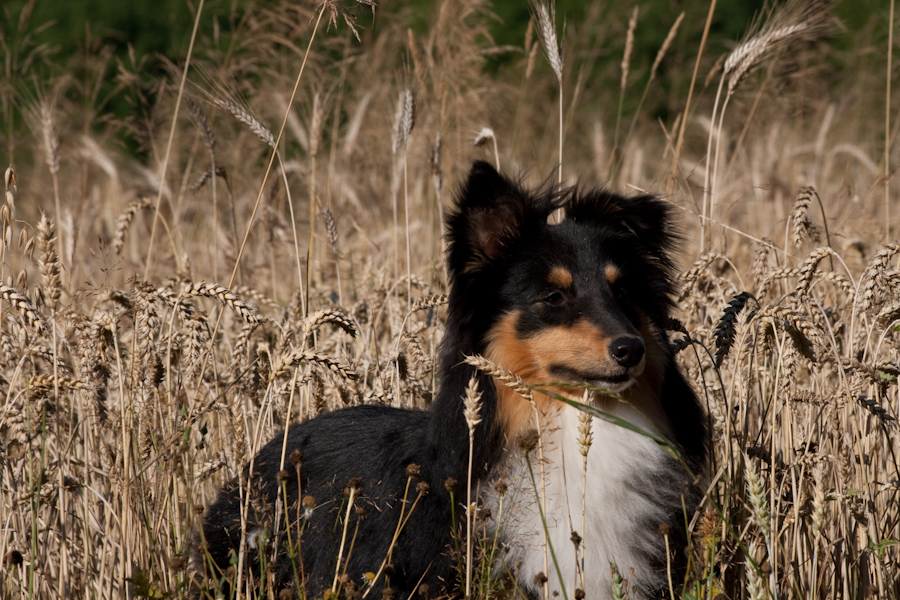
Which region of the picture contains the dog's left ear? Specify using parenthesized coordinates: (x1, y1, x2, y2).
(566, 191, 676, 257)
(447, 161, 552, 274)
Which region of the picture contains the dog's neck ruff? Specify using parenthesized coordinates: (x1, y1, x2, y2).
(486, 400, 687, 599)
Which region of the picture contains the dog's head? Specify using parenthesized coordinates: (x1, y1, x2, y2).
(446, 161, 681, 435)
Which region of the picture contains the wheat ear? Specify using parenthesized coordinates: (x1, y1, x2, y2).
(463, 376, 483, 597)
(531, 0, 564, 185)
(474, 127, 500, 170)
(706, 2, 832, 250)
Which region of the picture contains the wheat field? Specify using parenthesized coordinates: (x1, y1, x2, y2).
(0, 0, 898, 598)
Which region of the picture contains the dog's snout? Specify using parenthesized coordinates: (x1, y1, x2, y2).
(609, 336, 645, 368)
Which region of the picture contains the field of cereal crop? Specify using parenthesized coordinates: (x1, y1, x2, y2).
(1, 0, 898, 597)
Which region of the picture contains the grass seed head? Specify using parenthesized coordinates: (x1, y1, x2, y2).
(531, 0, 563, 81)
(621, 6, 638, 90)
(36, 214, 60, 311)
(463, 375, 483, 434)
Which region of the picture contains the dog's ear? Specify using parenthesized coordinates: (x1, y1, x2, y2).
(447, 161, 541, 274)
(566, 191, 676, 258)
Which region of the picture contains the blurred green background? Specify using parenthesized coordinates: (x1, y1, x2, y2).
(1, 0, 894, 164)
(4, 0, 891, 63)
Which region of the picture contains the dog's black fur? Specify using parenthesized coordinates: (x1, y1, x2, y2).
(196, 161, 707, 598)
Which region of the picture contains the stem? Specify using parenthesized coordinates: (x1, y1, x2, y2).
(482, 492, 504, 598)
(143, 0, 205, 278)
(611, 81, 626, 183)
(886, 0, 895, 242)
(277, 153, 305, 309)
(615, 75, 653, 180)
(558, 75, 564, 185)
(703, 76, 726, 255)
(332, 487, 357, 594)
(708, 90, 732, 252)
(211, 150, 218, 281)
(665, 532, 675, 600)
(492, 135, 500, 171)
(307, 151, 316, 317)
(466, 432, 474, 597)
(668, 0, 717, 196)
(404, 147, 411, 315)
(533, 410, 550, 599)
(361, 483, 426, 598)
(580, 454, 587, 591)
(192, 4, 325, 404)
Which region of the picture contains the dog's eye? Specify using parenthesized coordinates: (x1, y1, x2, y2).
(543, 291, 566, 306)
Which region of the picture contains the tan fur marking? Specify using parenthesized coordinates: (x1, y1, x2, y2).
(487, 313, 620, 440)
(485, 312, 555, 440)
(548, 266, 574, 289)
(486, 310, 673, 442)
(525, 320, 614, 376)
(604, 264, 621, 285)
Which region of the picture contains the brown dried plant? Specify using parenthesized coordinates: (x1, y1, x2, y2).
(1, 1, 897, 598)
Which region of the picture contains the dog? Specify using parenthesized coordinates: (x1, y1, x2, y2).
(195, 161, 707, 599)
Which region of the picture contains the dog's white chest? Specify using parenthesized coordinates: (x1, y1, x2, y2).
(487, 404, 686, 599)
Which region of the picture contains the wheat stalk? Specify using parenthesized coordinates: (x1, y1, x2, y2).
(859, 242, 900, 310)
(726, 24, 808, 94)
(408, 294, 448, 314)
(142, 0, 205, 284)
(795, 247, 835, 296)
(38, 102, 60, 177)
(212, 97, 276, 148)
(531, 0, 564, 185)
(343, 91, 372, 157)
(745, 540, 766, 600)
(462, 375, 482, 597)
(464, 355, 534, 405)
(706, 2, 832, 252)
(309, 91, 325, 158)
(391, 87, 416, 154)
(181, 281, 263, 324)
(1, 285, 43, 331)
(184, 94, 215, 151)
(788, 188, 821, 249)
(616, 11, 684, 179)
(36, 215, 61, 311)
(744, 454, 775, 598)
(184, 93, 220, 279)
(274, 348, 357, 382)
(474, 127, 500, 170)
(610, 6, 638, 184)
(321, 206, 344, 305)
(113, 197, 152, 256)
(531, 0, 563, 81)
(576, 401, 592, 592)
(301, 308, 357, 344)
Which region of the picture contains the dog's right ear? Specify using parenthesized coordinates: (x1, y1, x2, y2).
(446, 161, 534, 275)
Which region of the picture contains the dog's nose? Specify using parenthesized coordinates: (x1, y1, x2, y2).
(609, 336, 645, 368)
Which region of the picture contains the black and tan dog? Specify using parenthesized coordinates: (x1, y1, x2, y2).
(196, 161, 707, 599)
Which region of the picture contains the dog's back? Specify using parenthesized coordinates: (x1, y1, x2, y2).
(197, 406, 450, 596)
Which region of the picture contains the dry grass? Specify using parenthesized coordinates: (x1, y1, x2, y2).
(0, 0, 898, 598)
